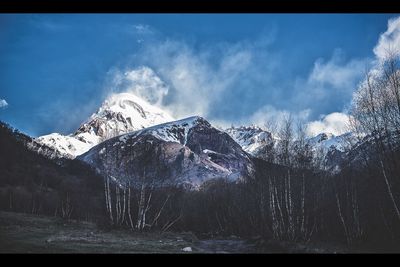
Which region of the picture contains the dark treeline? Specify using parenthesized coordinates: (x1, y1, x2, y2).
(93, 148, 399, 252)
(94, 147, 400, 252)
(0, 121, 105, 222)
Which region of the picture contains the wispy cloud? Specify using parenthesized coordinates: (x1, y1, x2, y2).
(237, 105, 310, 132)
(132, 24, 154, 35)
(373, 16, 400, 60)
(308, 50, 366, 89)
(120, 23, 158, 44)
(291, 49, 368, 118)
(306, 112, 351, 136)
(107, 66, 170, 108)
(112, 36, 276, 121)
(0, 99, 8, 109)
(29, 16, 71, 32)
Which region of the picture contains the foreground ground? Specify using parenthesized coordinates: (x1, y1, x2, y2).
(0, 211, 259, 253)
(0, 211, 375, 253)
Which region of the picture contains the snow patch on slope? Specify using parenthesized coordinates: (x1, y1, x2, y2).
(35, 133, 92, 159)
(118, 116, 204, 145)
(307, 132, 357, 153)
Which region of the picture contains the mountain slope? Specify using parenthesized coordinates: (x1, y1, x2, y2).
(79, 116, 255, 188)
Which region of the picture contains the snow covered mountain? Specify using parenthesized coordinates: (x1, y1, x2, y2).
(79, 116, 255, 188)
(73, 92, 174, 145)
(305, 132, 359, 172)
(306, 132, 357, 154)
(225, 126, 275, 160)
(34, 92, 175, 159)
(225, 125, 359, 172)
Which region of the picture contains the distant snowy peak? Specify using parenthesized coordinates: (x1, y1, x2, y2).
(226, 124, 360, 173)
(227, 124, 357, 156)
(34, 92, 175, 159)
(225, 126, 274, 156)
(73, 92, 175, 144)
(307, 132, 357, 153)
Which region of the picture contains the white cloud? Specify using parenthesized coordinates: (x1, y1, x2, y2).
(117, 38, 258, 120)
(0, 99, 8, 109)
(109, 66, 169, 107)
(308, 50, 366, 89)
(293, 50, 367, 113)
(373, 16, 400, 60)
(133, 24, 154, 35)
(249, 105, 310, 129)
(306, 112, 351, 136)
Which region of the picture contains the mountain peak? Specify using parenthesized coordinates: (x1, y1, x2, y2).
(35, 92, 175, 159)
(88, 92, 174, 127)
(72, 91, 175, 145)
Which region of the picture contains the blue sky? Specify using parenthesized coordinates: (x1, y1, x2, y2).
(0, 14, 399, 137)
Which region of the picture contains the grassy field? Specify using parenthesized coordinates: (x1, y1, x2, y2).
(0, 211, 204, 253)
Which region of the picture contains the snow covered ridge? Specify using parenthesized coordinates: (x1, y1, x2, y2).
(225, 126, 274, 155)
(118, 116, 207, 146)
(35, 133, 92, 159)
(306, 132, 358, 153)
(226, 125, 358, 156)
(225, 125, 362, 172)
(34, 92, 175, 159)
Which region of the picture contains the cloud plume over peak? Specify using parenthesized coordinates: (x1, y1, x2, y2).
(108, 66, 169, 107)
(306, 112, 351, 136)
(109, 37, 261, 120)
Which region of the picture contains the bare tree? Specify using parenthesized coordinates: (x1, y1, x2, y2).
(61, 193, 73, 220)
(351, 51, 400, 223)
